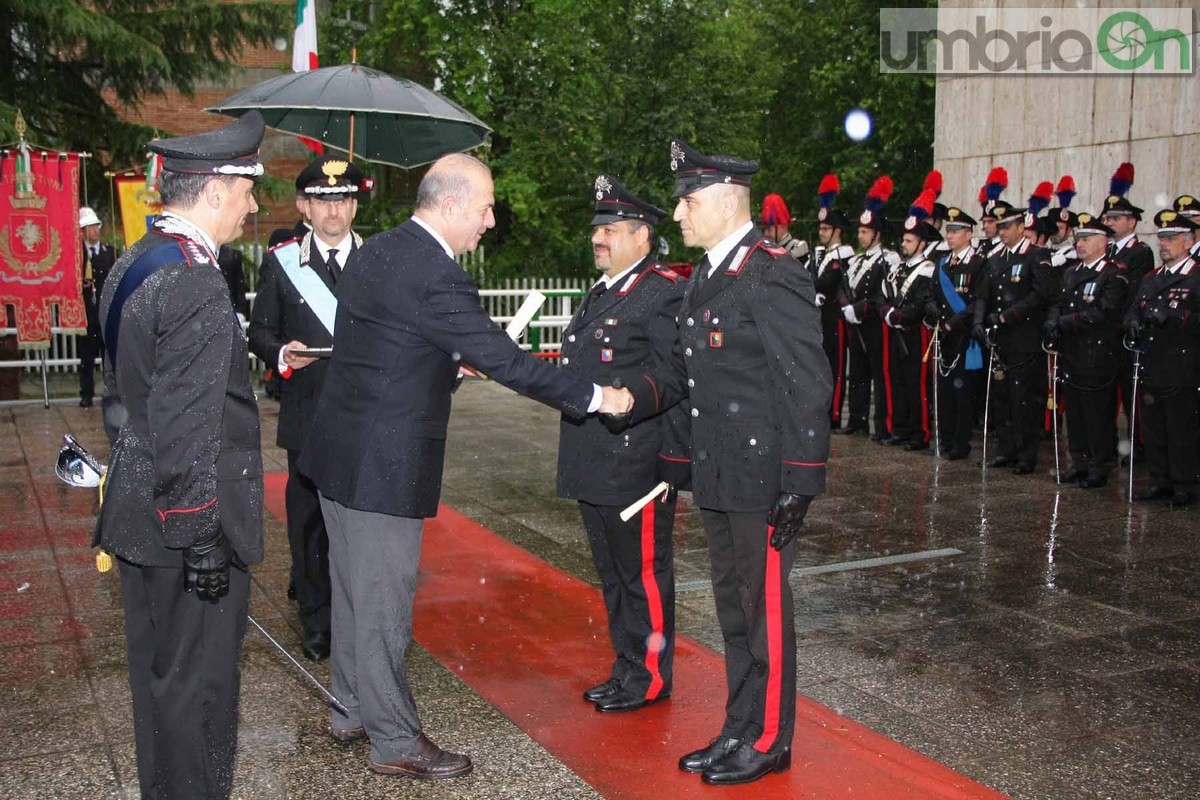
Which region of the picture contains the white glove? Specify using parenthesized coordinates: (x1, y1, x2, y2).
(842, 305, 860, 325)
(885, 308, 901, 328)
(236, 312, 247, 327)
(1050, 252, 1068, 268)
(815, 292, 826, 307)
(793, 239, 810, 259)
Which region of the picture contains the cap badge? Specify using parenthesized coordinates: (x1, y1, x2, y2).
(670, 141, 685, 171)
(860, 210, 872, 225)
(904, 216, 917, 231)
(322, 160, 350, 185)
(594, 175, 612, 201)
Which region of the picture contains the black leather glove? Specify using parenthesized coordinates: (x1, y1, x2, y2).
(1144, 307, 1168, 328)
(599, 412, 631, 434)
(1124, 318, 1142, 340)
(972, 323, 991, 348)
(767, 493, 812, 551)
(183, 532, 243, 602)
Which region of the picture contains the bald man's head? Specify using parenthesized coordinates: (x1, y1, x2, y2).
(414, 153, 495, 255)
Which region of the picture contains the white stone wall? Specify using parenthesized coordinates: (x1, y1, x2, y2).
(933, 0, 1200, 250)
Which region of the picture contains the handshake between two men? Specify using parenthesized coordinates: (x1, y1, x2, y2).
(593, 383, 811, 553)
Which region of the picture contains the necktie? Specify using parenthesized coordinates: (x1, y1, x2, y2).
(327, 248, 340, 281)
(692, 255, 712, 291)
(580, 281, 607, 318)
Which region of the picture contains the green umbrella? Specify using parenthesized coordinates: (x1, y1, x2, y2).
(206, 64, 490, 168)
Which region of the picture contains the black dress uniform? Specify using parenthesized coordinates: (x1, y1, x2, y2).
(1047, 251, 1127, 485)
(248, 229, 360, 651)
(626, 142, 831, 781)
(1108, 226, 1155, 450)
(879, 249, 935, 449)
(557, 176, 689, 710)
(928, 212, 986, 460)
(1124, 211, 1200, 506)
(974, 204, 1053, 472)
(77, 230, 115, 405)
(814, 238, 853, 427)
(216, 244, 250, 318)
(248, 156, 365, 659)
(839, 243, 895, 438)
(94, 112, 266, 800)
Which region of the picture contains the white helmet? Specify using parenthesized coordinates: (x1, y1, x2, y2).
(78, 207, 101, 228)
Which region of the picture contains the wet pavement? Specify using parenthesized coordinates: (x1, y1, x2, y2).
(1, 380, 1199, 799)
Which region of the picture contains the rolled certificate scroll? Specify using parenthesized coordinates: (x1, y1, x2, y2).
(505, 290, 547, 342)
(619, 481, 670, 522)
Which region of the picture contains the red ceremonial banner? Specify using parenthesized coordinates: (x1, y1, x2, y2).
(0, 151, 85, 347)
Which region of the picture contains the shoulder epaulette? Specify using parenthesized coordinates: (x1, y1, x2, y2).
(758, 240, 788, 257)
(268, 236, 302, 253)
(650, 262, 681, 283)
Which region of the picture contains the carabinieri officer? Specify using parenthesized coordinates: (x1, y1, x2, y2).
(557, 174, 691, 713)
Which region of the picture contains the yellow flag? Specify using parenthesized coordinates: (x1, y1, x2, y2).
(115, 175, 162, 248)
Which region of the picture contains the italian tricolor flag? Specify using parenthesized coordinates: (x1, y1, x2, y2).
(293, 0, 318, 72)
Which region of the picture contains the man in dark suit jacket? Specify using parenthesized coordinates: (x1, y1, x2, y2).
(77, 206, 115, 407)
(95, 112, 266, 800)
(558, 175, 690, 714)
(622, 140, 831, 786)
(299, 153, 630, 779)
(249, 155, 365, 661)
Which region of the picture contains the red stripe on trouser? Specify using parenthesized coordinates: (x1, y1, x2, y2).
(833, 319, 847, 420)
(639, 500, 666, 700)
(881, 324, 894, 434)
(919, 328, 931, 441)
(754, 525, 784, 753)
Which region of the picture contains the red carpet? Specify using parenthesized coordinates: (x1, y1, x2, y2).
(264, 473, 1008, 799)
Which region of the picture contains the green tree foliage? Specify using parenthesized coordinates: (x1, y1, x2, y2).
(0, 0, 287, 206)
(329, 0, 935, 278)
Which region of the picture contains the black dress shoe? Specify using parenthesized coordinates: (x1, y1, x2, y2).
(679, 736, 742, 773)
(1136, 486, 1173, 501)
(1012, 463, 1036, 475)
(987, 456, 1013, 468)
(1168, 491, 1196, 508)
(301, 631, 330, 661)
(833, 425, 863, 436)
(883, 435, 906, 446)
(1080, 471, 1108, 489)
(593, 687, 669, 713)
(945, 448, 970, 461)
(582, 678, 620, 703)
(1060, 466, 1088, 484)
(904, 441, 929, 452)
(79, 397, 93, 408)
(701, 743, 791, 785)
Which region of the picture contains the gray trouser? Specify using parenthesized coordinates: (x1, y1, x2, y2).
(320, 494, 425, 763)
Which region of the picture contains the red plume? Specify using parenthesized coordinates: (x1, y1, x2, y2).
(760, 193, 791, 227)
(1055, 175, 1076, 209)
(922, 170, 943, 199)
(1109, 162, 1135, 197)
(984, 167, 1008, 201)
(864, 176, 893, 213)
(908, 189, 936, 221)
(978, 185, 988, 205)
(817, 174, 839, 195)
(1028, 181, 1054, 216)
